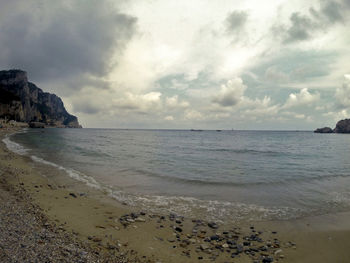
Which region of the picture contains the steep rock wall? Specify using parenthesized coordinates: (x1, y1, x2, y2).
(0, 69, 81, 128)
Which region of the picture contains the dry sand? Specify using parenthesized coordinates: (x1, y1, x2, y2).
(1, 128, 350, 262)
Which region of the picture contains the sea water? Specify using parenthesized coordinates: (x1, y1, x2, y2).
(4, 128, 350, 222)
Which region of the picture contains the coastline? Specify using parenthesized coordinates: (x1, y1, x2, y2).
(1, 129, 350, 262)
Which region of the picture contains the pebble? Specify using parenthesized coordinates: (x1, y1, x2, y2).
(200, 244, 209, 250)
(174, 226, 183, 232)
(208, 222, 219, 229)
(262, 256, 274, 263)
(210, 235, 220, 241)
(274, 249, 283, 255)
(92, 237, 102, 242)
(189, 238, 196, 244)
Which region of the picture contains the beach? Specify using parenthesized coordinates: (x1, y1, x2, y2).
(1, 128, 350, 262)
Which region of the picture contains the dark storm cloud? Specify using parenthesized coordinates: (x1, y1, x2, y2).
(225, 11, 248, 33)
(284, 13, 315, 43)
(72, 101, 101, 115)
(279, 0, 349, 44)
(321, 1, 344, 22)
(343, 0, 350, 8)
(0, 0, 136, 91)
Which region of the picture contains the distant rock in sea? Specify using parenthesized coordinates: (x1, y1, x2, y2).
(0, 69, 81, 128)
(314, 127, 333, 133)
(314, 119, 350, 134)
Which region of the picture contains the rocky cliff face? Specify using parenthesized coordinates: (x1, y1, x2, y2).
(0, 70, 81, 128)
(333, 119, 350, 133)
(314, 119, 350, 134)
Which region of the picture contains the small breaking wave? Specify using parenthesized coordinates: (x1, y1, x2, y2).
(2, 134, 29, 155)
(107, 189, 306, 222)
(2, 132, 102, 190)
(30, 155, 101, 189)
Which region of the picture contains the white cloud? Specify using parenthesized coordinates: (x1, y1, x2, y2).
(241, 96, 280, 118)
(114, 91, 162, 113)
(165, 115, 174, 121)
(323, 109, 349, 121)
(184, 109, 203, 121)
(165, 95, 189, 109)
(294, 114, 305, 119)
(283, 88, 320, 108)
(335, 76, 350, 109)
(212, 78, 246, 107)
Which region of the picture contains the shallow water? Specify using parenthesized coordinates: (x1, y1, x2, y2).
(5, 128, 350, 222)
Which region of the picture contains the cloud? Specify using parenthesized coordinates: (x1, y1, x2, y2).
(114, 92, 162, 114)
(284, 12, 315, 43)
(164, 115, 174, 121)
(321, 1, 344, 23)
(277, 0, 350, 44)
(225, 10, 248, 33)
(283, 88, 320, 108)
(335, 75, 350, 108)
(73, 102, 101, 115)
(165, 95, 189, 109)
(240, 96, 280, 120)
(0, 0, 136, 93)
(264, 66, 290, 83)
(323, 109, 349, 120)
(208, 78, 282, 122)
(184, 109, 203, 121)
(1, 0, 349, 129)
(212, 78, 246, 107)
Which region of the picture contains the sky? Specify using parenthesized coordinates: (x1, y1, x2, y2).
(0, 0, 349, 129)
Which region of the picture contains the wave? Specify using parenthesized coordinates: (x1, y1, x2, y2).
(30, 155, 101, 189)
(2, 132, 29, 155)
(2, 133, 307, 222)
(2, 131, 102, 190)
(132, 167, 350, 188)
(207, 148, 300, 157)
(107, 189, 306, 222)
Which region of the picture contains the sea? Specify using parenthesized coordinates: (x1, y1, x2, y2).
(3, 128, 350, 223)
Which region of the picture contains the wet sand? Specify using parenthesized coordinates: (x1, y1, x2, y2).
(1, 128, 350, 262)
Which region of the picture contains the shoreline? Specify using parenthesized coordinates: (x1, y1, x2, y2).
(1, 128, 350, 262)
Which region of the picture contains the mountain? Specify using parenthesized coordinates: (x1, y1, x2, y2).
(314, 119, 350, 134)
(0, 69, 81, 128)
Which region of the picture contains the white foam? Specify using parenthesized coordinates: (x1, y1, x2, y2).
(106, 188, 304, 223)
(2, 131, 103, 191)
(2, 135, 29, 155)
(30, 155, 101, 189)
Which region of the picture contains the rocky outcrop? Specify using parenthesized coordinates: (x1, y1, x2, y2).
(0, 70, 81, 128)
(314, 127, 333, 133)
(334, 119, 350, 133)
(29, 122, 45, 128)
(314, 119, 350, 134)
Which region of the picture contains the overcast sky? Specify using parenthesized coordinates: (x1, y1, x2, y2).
(0, 0, 349, 129)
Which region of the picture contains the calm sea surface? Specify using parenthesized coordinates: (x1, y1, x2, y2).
(5, 129, 350, 222)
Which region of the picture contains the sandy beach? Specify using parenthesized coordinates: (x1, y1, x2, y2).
(1, 128, 350, 263)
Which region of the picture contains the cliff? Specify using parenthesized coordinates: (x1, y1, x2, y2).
(0, 69, 81, 128)
(333, 119, 350, 133)
(314, 119, 350, 134)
